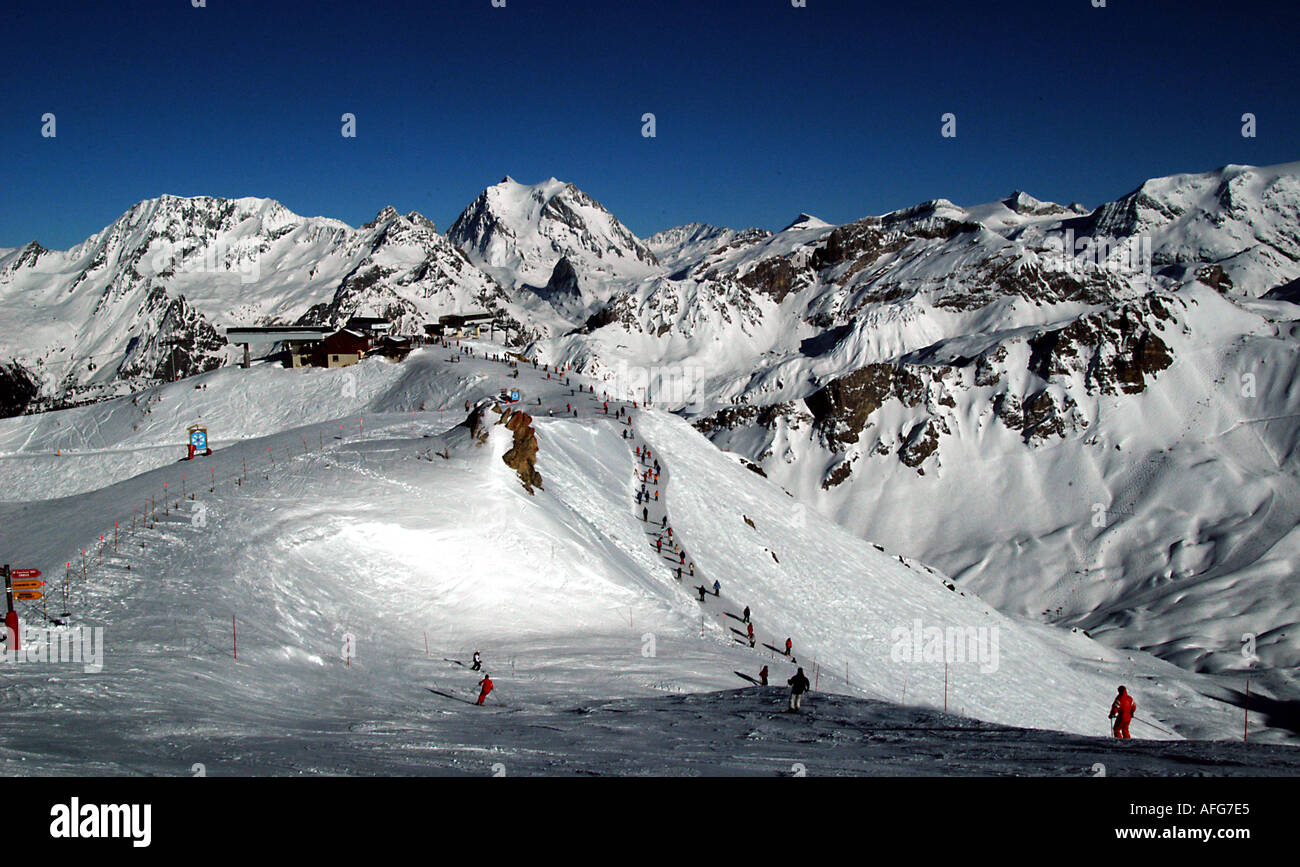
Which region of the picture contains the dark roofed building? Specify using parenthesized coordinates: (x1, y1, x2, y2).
(373, 335, 413, 361)
(344, 316, 393, 336)
(427, 311, 500, 339)
(312, 329, 371, 368)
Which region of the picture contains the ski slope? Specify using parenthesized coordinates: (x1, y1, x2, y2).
(0, 340, 1292, 776)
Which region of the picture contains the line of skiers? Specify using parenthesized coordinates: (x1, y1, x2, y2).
(467, 355, 817, 717)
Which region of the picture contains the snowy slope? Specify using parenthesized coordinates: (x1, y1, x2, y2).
(2, 338, 1286, 778)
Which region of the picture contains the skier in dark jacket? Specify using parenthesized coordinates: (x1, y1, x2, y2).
(742, 606, 750, 623)
(642, 506, 648, 522)
(759, 665, 769, 686)
(787, 668, 810, 712)
(713, 580, 721, 596)
(470, 651, 482, 672)
(697, 585, 708, 602)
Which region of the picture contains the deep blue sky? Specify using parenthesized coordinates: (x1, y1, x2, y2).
(2, 0, 1296, 249)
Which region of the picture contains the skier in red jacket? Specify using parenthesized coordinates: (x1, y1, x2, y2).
(476, 674, 494, 706)
(1109, 685, 1136, 738)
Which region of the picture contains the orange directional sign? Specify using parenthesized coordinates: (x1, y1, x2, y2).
(9, 569, 41, 579)
(14, 591, 42, 601)
(10, 580, 43, 591)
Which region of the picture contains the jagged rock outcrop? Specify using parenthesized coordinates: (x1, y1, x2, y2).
(1027, 295, 1176, 395)
(500, 409, 543, 493)
(0, 361, 39, 418)
(806, 364, 928, 449)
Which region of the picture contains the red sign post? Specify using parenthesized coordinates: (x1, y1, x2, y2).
(1, 564, 35, 651)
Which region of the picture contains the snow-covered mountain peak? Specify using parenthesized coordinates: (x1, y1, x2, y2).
(782, 213, 833, 232)
(1000, 190, 1083, 218)
(364, 205, 404, 228)
(1082, 160, 1300, 295)
(447, 176, 659, 293)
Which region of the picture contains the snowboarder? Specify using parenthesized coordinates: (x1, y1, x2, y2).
(476, 674, 494, 706)
(759, 665, 769, 686)
(787, 667, 810, 712)
(784, 637, 793, 656)
(471, 651, 482, 672)
(1109, 685, 1136, 739)
(742, 606, 750, 623)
